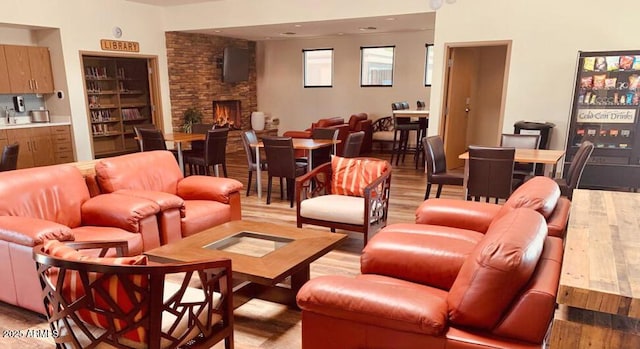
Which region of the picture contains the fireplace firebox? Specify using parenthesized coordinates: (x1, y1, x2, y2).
(212, 100, 241, 129)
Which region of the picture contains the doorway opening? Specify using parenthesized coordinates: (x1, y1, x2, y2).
(440, 41, 511, 170)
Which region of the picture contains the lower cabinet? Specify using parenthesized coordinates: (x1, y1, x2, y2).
(6, 125, 74, 169)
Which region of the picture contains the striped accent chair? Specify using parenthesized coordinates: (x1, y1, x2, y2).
(295, 156, 392, 246)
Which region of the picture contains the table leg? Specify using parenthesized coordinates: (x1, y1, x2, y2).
(177, 142, 184, 175)
(255, 147, 262, 199)
(307, 149, 313, 172)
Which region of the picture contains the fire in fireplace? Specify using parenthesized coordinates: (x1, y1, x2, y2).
(212, 100, 241, 129)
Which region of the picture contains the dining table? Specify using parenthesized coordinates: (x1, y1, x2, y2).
(458, 148, 566, 197)
(164, 132, 206, 174)
(249, 138, 339, 199)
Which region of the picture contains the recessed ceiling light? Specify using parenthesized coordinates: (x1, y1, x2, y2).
(359, 26, 377, 31)
(264, 37, 271, 40)
(294, 24, 302, 27)
(337, 32, 344, 36)
(214, 30, 221, 33)
(385, 17, 396, 21)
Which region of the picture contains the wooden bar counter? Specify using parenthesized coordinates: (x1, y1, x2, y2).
(549, 189, 640, 348)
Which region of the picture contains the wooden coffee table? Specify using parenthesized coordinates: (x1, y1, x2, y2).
(145, 221, 346, 308)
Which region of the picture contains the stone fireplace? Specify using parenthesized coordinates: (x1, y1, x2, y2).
(212, 100, 241, 129)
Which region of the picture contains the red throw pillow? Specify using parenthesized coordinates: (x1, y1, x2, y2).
(43, 240, 148, 343)
(331, 156, 389, 197)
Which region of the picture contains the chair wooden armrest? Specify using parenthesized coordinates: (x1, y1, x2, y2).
(363, 167, 392, 230)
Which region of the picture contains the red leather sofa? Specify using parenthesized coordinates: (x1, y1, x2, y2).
(0, 164, 161, 314)
(297, 176, 569, 348)
(347, 113, 373, 154)
(297, 207, 562, 349)
(414, 176, 570, 238)
(94, 150, 243, 244)
(283, 117, 350, 155)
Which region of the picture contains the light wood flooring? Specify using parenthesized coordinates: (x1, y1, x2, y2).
(0, 150, 466, 349)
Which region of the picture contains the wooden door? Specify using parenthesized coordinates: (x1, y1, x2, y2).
(4, 45, 32, 93)
(0, 46, 11, 93)
(28, 46, 54, 93)
(443, 47, 477, 169)
(6, 129, 34, 169)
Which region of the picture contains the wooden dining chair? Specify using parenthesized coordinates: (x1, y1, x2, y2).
(343, 131, 365, 158)
(0, 142, 19, 171)
(500, 133, 541, 183)
(310, 127, 338, 167)
(467, 145, 515, 203)
(184, 128, 229, 177)
(262, 136, 307, 207)
(423, 136, 464, 199)
(241, 130, 267, 196)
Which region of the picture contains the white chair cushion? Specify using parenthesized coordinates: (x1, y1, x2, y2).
(300, 195, 364, 226)
(372, 131, 394, 142)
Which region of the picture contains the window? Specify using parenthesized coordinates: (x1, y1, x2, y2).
(425, 44, 434, 86)
(303, 49, 333, 87)
(360, 46, 394, 87)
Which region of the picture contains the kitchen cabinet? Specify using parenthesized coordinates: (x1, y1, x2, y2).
(0, 47, 10, 93)
(5, 125, 73, 169)
(4, 44, 55, 94)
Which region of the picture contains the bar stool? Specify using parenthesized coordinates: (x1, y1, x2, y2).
(390, 102, 421, 166)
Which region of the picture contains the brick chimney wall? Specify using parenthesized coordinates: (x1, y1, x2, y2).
(165, 32, 257, 132)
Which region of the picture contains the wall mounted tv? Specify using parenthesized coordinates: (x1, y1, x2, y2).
(222, 47, 249, 83)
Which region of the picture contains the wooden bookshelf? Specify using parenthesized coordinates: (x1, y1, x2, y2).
(82, 55, 156, 158)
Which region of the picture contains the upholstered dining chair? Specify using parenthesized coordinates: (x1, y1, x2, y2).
(241, 130, 267, 196)
(262, 136, 307, 207)
(467, 145, 515, 203)
(295, 157, 392, 246)
(136, 127, 168, 152)
(33, 240, 234, 349)
(423, 136, 464, 199)
(555, 140, 594, 199)
(342, 131, 365, 158)
(132, 124, 156, 151)
(184, 128, 229, 177)
(186, 123, 215, 155)
(310, 127, 338, 167)
(0, 142, 19, 171)
(500, 133, 541, 182)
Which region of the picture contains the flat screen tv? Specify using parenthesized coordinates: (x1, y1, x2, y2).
(223, 47, 249, 83)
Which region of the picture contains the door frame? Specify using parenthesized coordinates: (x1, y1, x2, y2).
(439, 40, 512, 156)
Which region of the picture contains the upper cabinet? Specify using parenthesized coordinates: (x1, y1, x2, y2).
(3, 44, 55, 94)
(0, 47, 11, 93)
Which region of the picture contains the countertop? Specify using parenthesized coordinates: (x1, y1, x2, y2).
(0, 121, 71, 130)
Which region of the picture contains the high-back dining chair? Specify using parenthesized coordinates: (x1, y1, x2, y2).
(500, 133, 541, 181)
(262, 136, 307, 207)
(241, 130, 267, 196)
(555, 140, 594, 199)
(467, 145, 515, 203)
(188, 123, 215, 154)
(423, 136, 464, 199)
(136, 127, 168, 152)
(133, 124, 157, 151)
(0, 142, 19, 171)
(311, 127, 338, 166)
(33, 240, 234, 349)
(184, 128, 229, 177)
(343, 131, 365, 158)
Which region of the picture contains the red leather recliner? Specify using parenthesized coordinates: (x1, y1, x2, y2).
(0, 164, 161, 314)
(297, 207, 563, 349)
(94, 150, 243, 244)
(283, 117, 350, 155)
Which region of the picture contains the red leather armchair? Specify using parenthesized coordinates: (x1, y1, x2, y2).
(297, 207, 563, 349)
(95, 150, 243, 244)
(283, 117, 350, 155)
(0, 164, 161, 314)
(347, 113, 373, 154)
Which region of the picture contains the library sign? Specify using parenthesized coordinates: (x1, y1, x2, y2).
(576, 108, 636, 124)
(100, 39, 139, 53)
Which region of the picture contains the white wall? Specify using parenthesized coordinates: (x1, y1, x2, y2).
(0, 0, 169, 160)
(257, 30, 433, 133)
(429, 0, 640, 151)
